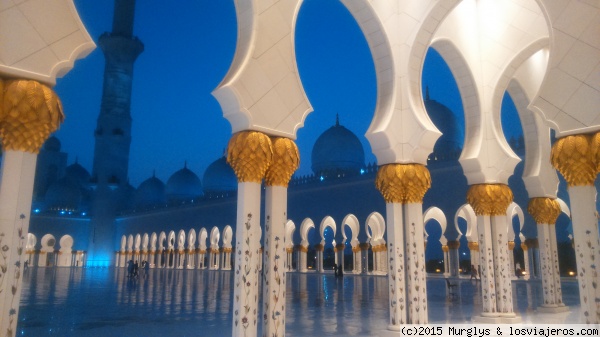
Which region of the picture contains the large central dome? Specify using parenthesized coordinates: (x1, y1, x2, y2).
(311, 116, 365, 178)
(165, 163, 203, 203)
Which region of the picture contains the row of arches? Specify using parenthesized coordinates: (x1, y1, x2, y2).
(24, 233, 85, 267)
(116, 226, 234, 270)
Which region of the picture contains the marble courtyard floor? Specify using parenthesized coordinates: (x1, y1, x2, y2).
(17, 267, 582, 336)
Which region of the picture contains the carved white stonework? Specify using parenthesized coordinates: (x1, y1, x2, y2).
(0, 0, 95, 85)
(341, 0, 463, 165)
(212, 0, 312, 139)
(531, 1, 600, 136)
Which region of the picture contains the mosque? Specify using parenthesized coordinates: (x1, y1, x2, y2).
(0, 0, 598, 335)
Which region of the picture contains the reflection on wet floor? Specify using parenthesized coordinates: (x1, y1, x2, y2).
(17, 268, 582, 337)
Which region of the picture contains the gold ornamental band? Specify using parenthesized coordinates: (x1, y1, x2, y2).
(508, 241, 515, 250)
(226, 131, 273, 183)
(447, 240, 460, 249)
(265, 137, 299, 187)
(467, 241, 479, 251)
(551, 133, 600, 186)
(314, 244, 324, 252)
(359, 243, 370, 251)
(298, 245, 308, 253)
(286, 247, 294, 253)
(528, 197, 561, 225)
(466, 184, 513, 216)
(352, 246, 361, 253)
(441, 245, 449, 253)
(375, 164, 431, 204)
(521, 243, 528, 251)
(0, 79, 64, 153)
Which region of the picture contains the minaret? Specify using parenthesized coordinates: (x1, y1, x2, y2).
(88, 0, 143, 266)
(92, 0, 143, 185)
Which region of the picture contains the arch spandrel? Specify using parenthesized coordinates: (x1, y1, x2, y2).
(0, 0, 95, 85)
(299, 218, 315, 247)
(432, 0, 552, 184)
(213, 0, 312, 139)
(531, 0, 600, 137)
(341, 0, 460, 165)
(341, 214, 360, 246)
(198, 228, 208, 250)
(319, 216, 337, 246)
(285, 220, 296, 248)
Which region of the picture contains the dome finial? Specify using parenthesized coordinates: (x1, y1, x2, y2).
(336, 113, 340, 127)
(425, 86, 430, 101)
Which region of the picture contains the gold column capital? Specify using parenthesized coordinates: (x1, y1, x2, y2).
(521, 243, 528, 251)
(551, 133, 599, 186)
(466, 184, 513, 216)
(447, 240, 460, 249)
(265, 137, 299, 187)
(528, 197, 561, 225)
(226, 131, 273, 183)
(0, 79, 64, 153)
(375, 163, 431, 204)
(441, 245, 449, 253)
(468, 241, 479, 251)
(508, 241, 515, 250)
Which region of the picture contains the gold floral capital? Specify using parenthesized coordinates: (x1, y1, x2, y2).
(375, 164, 431, 204)
(441, 245, 449, 253)
(466, 184, 513, 216)
(265, 137, 299, 187)
(226, 131, 273, 183)
(447, 240, 460, 249)
(551, 133, 599, 186)
(528, 197, 561, 225)
(508, 241, 515, 250)
(467, 241, 479, 251)
(521, 243, 528, 251)
(0, 79, 64, 153)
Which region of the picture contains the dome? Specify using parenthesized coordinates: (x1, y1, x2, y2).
(425, 97, 464, 161)
(64, 161, 91, 187)
(311, 117, 365, 177)
(165, 163, 203, 202)
(43, 136, 61, 152)
(134, 174, 166, 209)
(203, 156, 237, 196)
(44, 178, 81, 211)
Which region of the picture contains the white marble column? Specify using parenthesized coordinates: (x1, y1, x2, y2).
(352, 245, 361, 274)
(262, 137, 298, 337)
(552, 133, 600, 323)
(442, 245, 450, 277)
(227, 131, 272, 337)
(468, 184, 520, 323)
(299, 246, 308, 272)
(0, 79, 64, 335)
(521, 243, 531, 280)
(507, 241, 516, 279)
(447, 240, 460, 277)
(375, 164, 430, 328)
(468, 242, 479, 276)
(316, 245, 324, 273)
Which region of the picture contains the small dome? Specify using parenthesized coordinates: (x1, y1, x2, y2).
(44, 178, 81, 211)
(311, 116, 365, 177)
(43, 136, 61, 152)
(64, 161, 91, 187)
(134, 174, 166, 209)
(425, 98, 464, 161)
(203, 157, 237, 196)
(165, 163, 203, 202)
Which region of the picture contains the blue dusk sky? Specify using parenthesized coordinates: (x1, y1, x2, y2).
(53, 0, 522, 187)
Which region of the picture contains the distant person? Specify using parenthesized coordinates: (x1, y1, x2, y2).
(127, 260, 134, 278)
(144, 260, 149, 277)
(516, 262, 522, 278)
(338, 265, 343, 278)
(333, 264, 338, 277)
(133, 261, 139, 277)
(24, 260, 29, 269)
(470, 264, 478, 280)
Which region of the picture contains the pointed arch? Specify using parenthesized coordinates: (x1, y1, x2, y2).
(285, 220, 296, 249)
(319, 215, 337, 245)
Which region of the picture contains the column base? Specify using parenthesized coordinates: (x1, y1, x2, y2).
(537, 305, 570, 313)
(472, 314, 521, 323)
